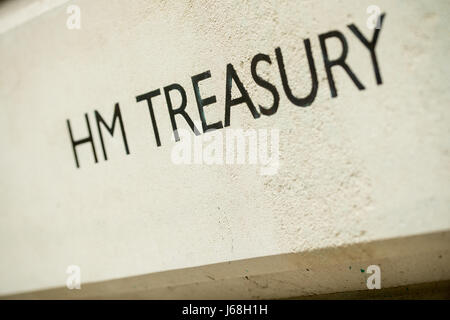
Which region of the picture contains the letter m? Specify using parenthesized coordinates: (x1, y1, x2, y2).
(95, 103, 130, 161)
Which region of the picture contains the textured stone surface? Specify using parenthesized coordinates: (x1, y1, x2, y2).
(0, 0, 449, 296)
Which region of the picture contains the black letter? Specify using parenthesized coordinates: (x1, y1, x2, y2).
(192, 71, 223, 132)
(224, 63, 260, 127)
(251, 53, 280, 115)
(164, 83, 201, 141)
(94, 103, 130, 161)
(319, 31, 365, 98)
(67, 114, 98, 168)
(348, 13, 386, 85)
(275, 39, 318, 107)
(136, 89, 162, 147)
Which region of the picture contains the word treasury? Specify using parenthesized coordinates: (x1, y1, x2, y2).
(66, 14, 386, 168)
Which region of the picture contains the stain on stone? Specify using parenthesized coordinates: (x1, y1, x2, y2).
(360, 269, 365, 273)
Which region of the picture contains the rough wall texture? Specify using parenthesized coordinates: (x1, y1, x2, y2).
(0, 0, 449, 295)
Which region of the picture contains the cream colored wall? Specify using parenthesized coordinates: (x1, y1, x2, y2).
(0, 0, 449, 296)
